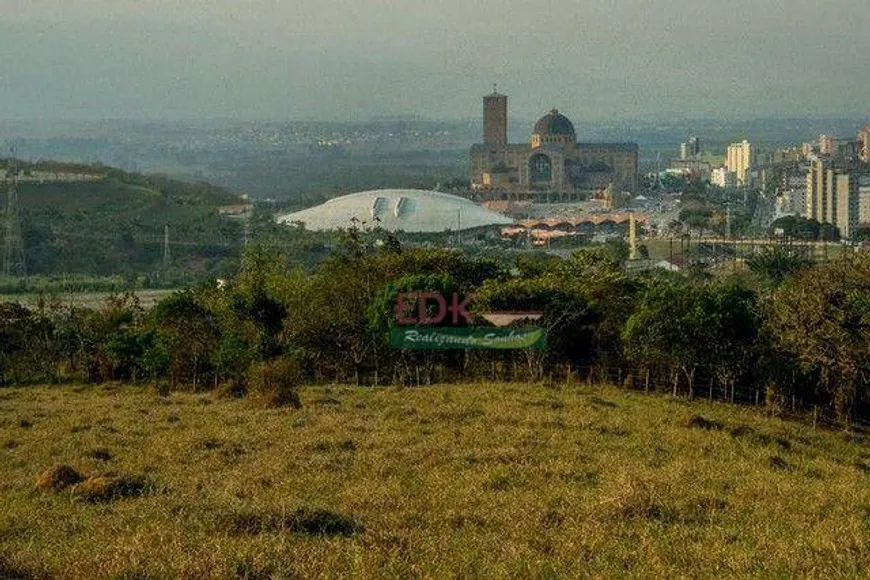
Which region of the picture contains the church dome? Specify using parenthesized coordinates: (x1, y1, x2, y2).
(533, 109, 575, 137)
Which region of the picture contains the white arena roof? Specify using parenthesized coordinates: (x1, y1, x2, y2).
(276, 189, 514, 233)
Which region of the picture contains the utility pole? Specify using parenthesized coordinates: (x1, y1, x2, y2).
(628, 212, 638, 260)
(726, 205, 732, 239)
(163, 224, 171, 267)
(243, 217, 250, 248)
(456, 207, 461, 247)
(3, 149, 26, 277)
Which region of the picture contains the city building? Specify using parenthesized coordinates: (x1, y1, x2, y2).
(859, 184, 870, 224)
(819, 134, 861, 159)
(711, 167, 736, 189)
(668, 158, 711, 181)
(777, 189, 801, 217)
(766, 147, 804, 165)
(806, 155, 860, 238)
(470, 92, 638, 201)
(680, 136, 701, 160)
(859, 125, 870, 163)
(726, 140, 754, 186)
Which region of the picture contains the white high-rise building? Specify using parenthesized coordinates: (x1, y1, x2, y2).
(711, 167, 736, 189)
(806, 154, 859, 238)
(726, 140, 754, 186)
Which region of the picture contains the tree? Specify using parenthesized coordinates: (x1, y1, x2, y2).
(0, 302, 33, 384)
(769, 256, 870, 422)
(232, 245, 290, 361)
(746, 246, 812, 285)
(84, 293, 150, 382)
(701, 282, 762, 399)
(147, 289, 220, 389)
(622, 280, 707, 396)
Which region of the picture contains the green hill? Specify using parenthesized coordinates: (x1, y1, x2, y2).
(1, 161, 246, 281)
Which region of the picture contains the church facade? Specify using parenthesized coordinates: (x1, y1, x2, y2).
(470, 92, 638, 201)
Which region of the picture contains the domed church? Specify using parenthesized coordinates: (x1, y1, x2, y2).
(470, 92, 638, 201)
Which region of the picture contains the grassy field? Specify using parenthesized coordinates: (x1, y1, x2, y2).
(1, 383, 869, 579)
(0, 289, 176, 310)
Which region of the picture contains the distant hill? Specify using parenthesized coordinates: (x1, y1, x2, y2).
(1, 160, 246, 281)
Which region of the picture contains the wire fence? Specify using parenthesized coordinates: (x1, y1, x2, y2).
(363, 360, 867, 431)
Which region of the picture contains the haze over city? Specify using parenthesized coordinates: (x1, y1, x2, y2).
(2, 0, 869, 121)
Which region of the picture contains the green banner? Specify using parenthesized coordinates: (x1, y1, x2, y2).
(390, 327, 546, 350)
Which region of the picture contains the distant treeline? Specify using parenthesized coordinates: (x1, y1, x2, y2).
(1, 233, 868, 425)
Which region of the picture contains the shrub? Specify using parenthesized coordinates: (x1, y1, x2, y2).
(246, 359, 302, 409)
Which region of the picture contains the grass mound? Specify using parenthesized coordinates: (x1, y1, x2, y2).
(0, 553, 48, 580)
(34, 465, 84, 491)
(72, 474, 154, 503)
(246, 359, 302, 409)
(685, 415, 724, 430)
(83, 448, 112, 461)
(217, 507, 363, 538)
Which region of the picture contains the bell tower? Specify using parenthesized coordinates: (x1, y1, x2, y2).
(483, 87, 507, 146)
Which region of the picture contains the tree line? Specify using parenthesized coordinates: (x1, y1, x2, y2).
(1, 233, 868, 424)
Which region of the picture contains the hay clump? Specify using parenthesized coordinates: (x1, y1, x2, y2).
(72, 474, 154, 502)
(34, 465, 84, 491)
(246, 359, 302, 409)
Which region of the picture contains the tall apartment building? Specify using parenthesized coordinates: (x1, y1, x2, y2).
(711, 167, 736, 188)
(859, 125, 870, 163)
(859, 184, 870, 224)
(819, 134, 861, 159)
(680, 136, 700, 160)
(806, 154, 859, 238)
(726, 140, 754, 186)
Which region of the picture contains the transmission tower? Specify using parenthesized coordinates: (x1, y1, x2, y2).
(3, 150, 26, 277)
(163, 224, 171, 267)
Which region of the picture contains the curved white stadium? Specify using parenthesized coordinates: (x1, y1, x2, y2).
(277, 189, 514, 233)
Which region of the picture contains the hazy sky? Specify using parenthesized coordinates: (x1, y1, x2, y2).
(1, 0, 868, 122)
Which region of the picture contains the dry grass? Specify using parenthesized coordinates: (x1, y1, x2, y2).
(1, 383, 869, 578)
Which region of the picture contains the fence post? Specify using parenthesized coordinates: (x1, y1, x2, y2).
(754, 389, 759, 406)
(645, 369, 650, 393)
(813, 406, 818, 430)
